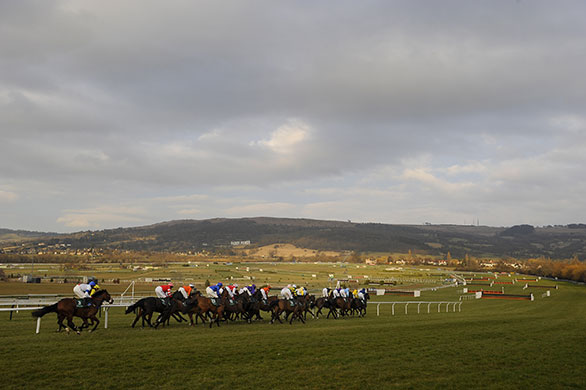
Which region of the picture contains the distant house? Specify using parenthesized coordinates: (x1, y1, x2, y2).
(230, 240, 251, 246)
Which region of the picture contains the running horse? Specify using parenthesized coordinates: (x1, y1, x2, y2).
(126, 290, 188, 328)
(32, 290, 114, 334)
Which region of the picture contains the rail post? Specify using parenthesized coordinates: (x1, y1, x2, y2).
(104, 307, 109, 329)
(417, 302, 421, 314)
(428, 303, 431, 314)
(405, 303, 409, 315)
(392, 303, 396, 315)
(36, 317, 41, 334)
(376, 303, 380, 317)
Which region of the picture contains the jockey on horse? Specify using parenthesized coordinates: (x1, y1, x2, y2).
(155, 282, 174, 306)
(73, 279, 100, 307)
(206, 282, 223, 305)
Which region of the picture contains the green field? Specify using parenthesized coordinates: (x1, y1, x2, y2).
(1, 265, 585, 389)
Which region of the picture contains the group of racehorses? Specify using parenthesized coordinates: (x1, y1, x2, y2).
(30, 287, 370, 333)
(126, 287, 371, 328)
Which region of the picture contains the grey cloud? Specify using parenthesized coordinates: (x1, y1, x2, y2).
(2, 1, 586, 231)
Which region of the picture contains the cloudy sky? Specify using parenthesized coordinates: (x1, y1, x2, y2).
(1, 1, 586, 232)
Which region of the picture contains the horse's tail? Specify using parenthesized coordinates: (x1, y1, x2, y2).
(125, 300, 142, 314)
(31, 303, 58, 318)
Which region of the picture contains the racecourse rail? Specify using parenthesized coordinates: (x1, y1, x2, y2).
(1, 295, 463, 334)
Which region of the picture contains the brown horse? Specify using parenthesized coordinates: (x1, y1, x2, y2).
(32, 290, 113, 334)
(181, 293, 225, 328)
(314, 297, 337, 318)
(270, 296, 306, 325)
(258, 293, 279, 318)
(330, 296, 352, 318)
(221, 289, 250, 322)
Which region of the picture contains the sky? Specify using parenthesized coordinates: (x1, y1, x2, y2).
(1, 0, 586, 233)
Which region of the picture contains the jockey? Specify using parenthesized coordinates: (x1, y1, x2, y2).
(226, 284, 238, 298)
(249, 284, 257, 295)
(73, 282, 92, 299)
(260, 285, 271, 300)
(88, 280, 100, 296)
(339, 287, 347, 298)
(178, 283, 196, 299)
(352, 289, 358, 298)
(332, 287, 341, 299)
(206, 282, 223, 299)
(295, 286, 306, 297)
(358, 288, 366, 301)
(322, 287, 330, 298)
(289, 284, 297, 296)
(281, 286, 294, 300)
(155, 282, 174, 298)
(344, 287, 351, 298)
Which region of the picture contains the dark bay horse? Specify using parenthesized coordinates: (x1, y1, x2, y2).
(173, 293, 225, 328)
(352, 292, 370, 317)
(32, 290, 113, 334)
(125, 291, 187, 328)
(270, 296, 306, 325)
(330, 296, 352, 318)
(314, 297, 337, 319)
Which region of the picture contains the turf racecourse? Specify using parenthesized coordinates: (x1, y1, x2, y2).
(1, 284, 585, 389)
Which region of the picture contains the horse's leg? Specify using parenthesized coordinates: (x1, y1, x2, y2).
(146, 311, 154, 328)
(131, 309, 141, 328)
(57, 314, 66, 332)
(216, 307, 224, 327)
(90, 315, 100, 332)
(297, 308, 306, 324)
(67, 314, 79, 334)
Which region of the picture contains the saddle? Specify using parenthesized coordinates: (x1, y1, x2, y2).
(76, 298, 92, 308)
(211, 298, 222, 306)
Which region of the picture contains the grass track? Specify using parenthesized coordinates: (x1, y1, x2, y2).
(1, 283, 585, 389)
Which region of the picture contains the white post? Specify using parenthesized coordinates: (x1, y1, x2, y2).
(458, 302, 462, 312)
(36, 317, 41, 334)
(428, 303, 431, 314)
(392, 303, 396, 315)
(104, 307, 109, 329)
(438, 303, 441, 313)
(405, 303, 408, 315)
(376, 303, 380, 316)
(417, 302, 421, 314)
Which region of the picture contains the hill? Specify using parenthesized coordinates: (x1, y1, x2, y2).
(2, 217, 586, 259)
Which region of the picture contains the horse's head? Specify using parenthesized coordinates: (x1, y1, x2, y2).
(365, 292, 371, 300)
(93, 289, 114, 304)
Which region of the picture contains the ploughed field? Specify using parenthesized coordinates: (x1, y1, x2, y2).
(1, 270, 585, 389)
